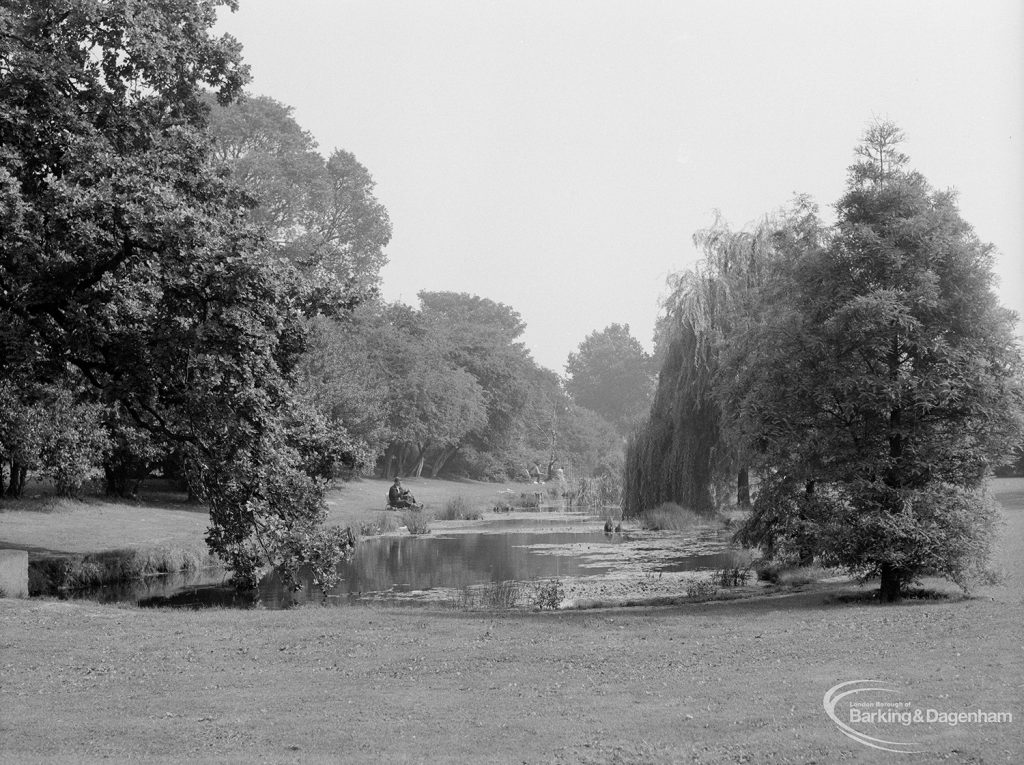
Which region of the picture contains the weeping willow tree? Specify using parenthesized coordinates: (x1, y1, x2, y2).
(623, 199, 822, 517)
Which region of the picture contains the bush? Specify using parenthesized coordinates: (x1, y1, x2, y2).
(715, 566, 751, 587)
(685, 577, 717, 600)
(755, 561, 828, 587)
(532, 579, 565, 610)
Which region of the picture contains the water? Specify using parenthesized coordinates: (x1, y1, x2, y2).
(67, 516, 746, 609)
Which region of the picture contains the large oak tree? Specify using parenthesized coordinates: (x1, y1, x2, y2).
(0, 0, 357, 590)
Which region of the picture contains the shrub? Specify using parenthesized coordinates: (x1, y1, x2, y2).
(685, 577, 718, 600)
(715, 566, 751, 587)
(532, 579, 565, 610)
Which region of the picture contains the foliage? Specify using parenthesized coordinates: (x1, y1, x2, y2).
(37, 389, 109, 497)
(714, 566, 751, 587)
(565, 323, 655, 436)
(726, 121, 1024, 599)
(0, 0, 367, 589)
(102, 407, 166, 498)
(0, 382, 108, 497)
(206, 93, 392, 296)
(418, 291, 533, 457)
(624, 201, 820, 516)
(685, 578, 718, 600)
(532, 578, 565, 610)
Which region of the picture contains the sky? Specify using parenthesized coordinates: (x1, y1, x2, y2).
(214, 0, 1024, 373)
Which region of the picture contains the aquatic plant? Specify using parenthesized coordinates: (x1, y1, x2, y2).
(637, 502, 704, 531)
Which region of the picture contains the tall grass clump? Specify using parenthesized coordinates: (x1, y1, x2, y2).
(456, 579, 523, 609)
(568, 475, 622, 512)
(28, 544, 216, 594)
(402, 510, 431, 535)
(357, 512, 400, 538)
(435, 495, 483, 521)
(637, 502, 705, 531)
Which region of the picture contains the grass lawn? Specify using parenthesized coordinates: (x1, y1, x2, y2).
(0, 476, 544, 556)
(0, 479, 1021, 762)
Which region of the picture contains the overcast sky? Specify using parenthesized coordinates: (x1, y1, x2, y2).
(214, 0, 1023, 373)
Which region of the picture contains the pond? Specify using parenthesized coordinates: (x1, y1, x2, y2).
(67, 514, 750, 609)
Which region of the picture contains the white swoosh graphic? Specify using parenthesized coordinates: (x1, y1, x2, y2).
(823, 680, 923, 754)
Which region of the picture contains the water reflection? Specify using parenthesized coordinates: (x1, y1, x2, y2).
(72, 521, 745, 609)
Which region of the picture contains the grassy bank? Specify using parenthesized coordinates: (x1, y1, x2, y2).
(0, 478, 542, 594)
(0, 494, 216, 595)
(0, 479, 1021, 762)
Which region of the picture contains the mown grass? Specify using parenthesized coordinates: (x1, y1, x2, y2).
(0, 479, 1020, 762)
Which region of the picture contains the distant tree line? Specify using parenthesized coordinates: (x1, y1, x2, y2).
(625, 122, 1024, 600)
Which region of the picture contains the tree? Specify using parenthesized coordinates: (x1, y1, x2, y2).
(418, 291, 534, 469)
(623, 201, 821, 516)
(0, 0, 358, 589)
(729, 122, 1024, 600)
(564, 324, 655, 436)
(206, 93, 392, 295)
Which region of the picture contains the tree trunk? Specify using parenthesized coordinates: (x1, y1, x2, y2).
(737, 468, 750, 507)
(430, 446, 456, 478)
(396, 444, 413, 476)
(14, 464, 27, 497)
(796, 481, 815, 567)
(381, 443, 400, 478)
(6, 461, 26, 498)
(412, 442, 429, 478)
(879, 563, 903, 602)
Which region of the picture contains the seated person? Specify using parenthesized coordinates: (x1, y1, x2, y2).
(387, 477, 417, 509)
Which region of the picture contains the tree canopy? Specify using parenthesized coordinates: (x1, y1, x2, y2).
(0, 0, 359, 590)
(565, 323, 655, 437)
(628, 122, 1024, 599)
(205, 92, 391, 296)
